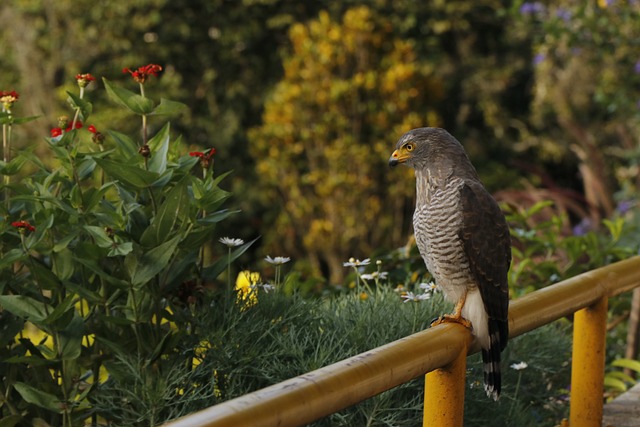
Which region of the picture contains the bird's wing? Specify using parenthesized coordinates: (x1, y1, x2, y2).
(459, 181, 511, 348)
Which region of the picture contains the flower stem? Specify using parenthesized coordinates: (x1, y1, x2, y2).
(507, 371, 524, 420)
(227, 248, 232, 298)
(2, 114, 11, 209)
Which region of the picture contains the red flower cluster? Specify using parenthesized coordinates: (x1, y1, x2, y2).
(87, 124, 105, 144)
(75, 73, 96, 88)
(122, 64, 163, 84)
(0, 90, 19, 101)
(189, 149, 216, 168)
(11, 220, 35, 233)
(189, 149, 216, 159)
(0, 90, 19, 109)
(50, 121, 84, 138)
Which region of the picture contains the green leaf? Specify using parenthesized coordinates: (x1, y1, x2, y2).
(203, 236, 260, 281)
(13, 382, 62, 413)
(83, 182, 116, 212)
(109, 241, 133, 257)
(140, 178, 190, 247)
(150, 98, 187, 116)
(129, 235, 182, 286)
(94, 157, 159, 189)
(151, 169, 174, 187)
(0, 249, 27, 270)
(59, 314, 84, 360)
(604, 376, 628, 392)
(51, 248, 74, 280)
(76, 156, 97, 180)
(0, 112, 39, 125)
(198, 209, 240, 224)
(0, 315, 24, 347)
(0, 295, 49, 323)
(43, 293, 76, 328)
(66, 91, 93, 121)
(0, 154, 28, 175)
(147, 122, 171, 174)
(103, 78, 155, 115)
(108, 130, 138, 158)
(13, 115, 40, 125)
(83, 225, 114, 248)
(611, 358, 640, 374)
(0, 414, 23, 427)
(147, 331, 176, 365)
(53, 230, 80, 252)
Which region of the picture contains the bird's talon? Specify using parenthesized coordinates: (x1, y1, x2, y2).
(430, 316, 445, 327)
(430, 314, 472, 330)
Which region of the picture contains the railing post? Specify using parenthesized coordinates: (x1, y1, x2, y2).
(423, 340, 468, 427)
(569, 296, 607, 426)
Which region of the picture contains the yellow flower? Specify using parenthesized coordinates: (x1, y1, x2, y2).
(235, 270, 260, 308)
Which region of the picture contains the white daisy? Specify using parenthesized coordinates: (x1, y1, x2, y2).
(510, 361, 528, 371)
(401, 291, 431, 303)
(360, 271, 388, 281)
(419, 282, 438, 292)
(343, 258, 371, 268)
(219, 237, 244, 247)
(264, 255, 291, 265)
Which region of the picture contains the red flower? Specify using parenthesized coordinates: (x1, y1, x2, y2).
(87, 125, 105, 144)
(11, 220, 35, 233)
(189, 148, 216, 168)
(189, 149, 216, 159)
(75, 73, 96, 88)
(51, 120, 82, 138)
(122, 64, 163, 84)
(0, 90, 19, 109)
(0, 90, 19, 100)
(66, 121, 83, 132)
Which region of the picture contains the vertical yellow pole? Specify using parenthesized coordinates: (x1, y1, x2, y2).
(570, 296, 607, 427)
(423, 344, 467, 427)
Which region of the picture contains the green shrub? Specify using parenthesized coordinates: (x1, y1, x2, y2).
(0, 67, 253, 426)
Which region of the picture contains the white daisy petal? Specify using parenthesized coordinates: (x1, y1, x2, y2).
(219, 237, 244, 247)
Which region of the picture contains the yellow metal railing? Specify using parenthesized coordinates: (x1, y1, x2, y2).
(163, 256, 640, 427)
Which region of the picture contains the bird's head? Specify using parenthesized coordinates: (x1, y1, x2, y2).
(389, 127, 476, 176)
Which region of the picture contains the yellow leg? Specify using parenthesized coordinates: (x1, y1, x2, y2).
(431, 290, 472, 329)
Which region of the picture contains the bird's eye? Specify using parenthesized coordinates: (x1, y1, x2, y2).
(405, 143, 414, 152)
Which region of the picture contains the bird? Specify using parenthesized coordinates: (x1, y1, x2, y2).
(388, 127, 511, 400)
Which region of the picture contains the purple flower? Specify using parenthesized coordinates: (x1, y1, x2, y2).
(634, 60, 640, 74)
(520, 2, 545, 14)
(556, 9, 571, 22)
(572, 218, 592, 236)
(533, 53, 546, 66)
(616, 200, 633, 214)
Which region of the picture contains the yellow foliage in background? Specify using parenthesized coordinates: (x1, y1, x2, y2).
(250, 6, 443, 283)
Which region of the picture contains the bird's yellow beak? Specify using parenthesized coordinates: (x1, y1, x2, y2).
(389, 149, 410, 167)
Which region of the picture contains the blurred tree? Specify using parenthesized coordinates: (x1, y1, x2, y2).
(511, 1, 640, 222)
(249, 6, 442, 283)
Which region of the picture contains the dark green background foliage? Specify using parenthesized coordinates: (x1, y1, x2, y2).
(1, 1, 640, 426)
(2, 1, 638, 281)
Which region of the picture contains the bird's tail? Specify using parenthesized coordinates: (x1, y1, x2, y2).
(482, 318, 507, 401)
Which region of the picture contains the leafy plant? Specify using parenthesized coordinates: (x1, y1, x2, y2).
(0, 67, 251, 426)
(604, 358, 640, 400)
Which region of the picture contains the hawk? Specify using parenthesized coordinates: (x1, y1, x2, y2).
(389, 127, 511, 400)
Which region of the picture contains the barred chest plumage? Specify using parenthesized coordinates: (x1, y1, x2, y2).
(413, 173, 473, 303)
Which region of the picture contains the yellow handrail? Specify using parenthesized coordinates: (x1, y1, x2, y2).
(163, 256, 640, 427)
